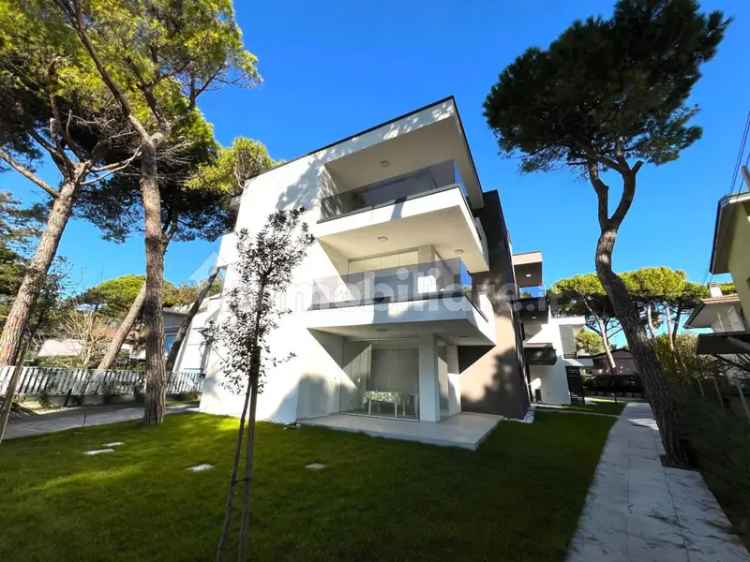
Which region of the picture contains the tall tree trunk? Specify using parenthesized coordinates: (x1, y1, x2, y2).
(237, 361, 260, 562)
(646, 303, 657, 339)
(97, 283, 147, 370)
(0, 175, 81, 365)
(164, 268, 220, 375)
(140, 139, 167, 425)
(671, 305, 682, 345)
(98, 229, 173, 371)
(595, 316, 617, 372)
(590, 164, 688, 466)
(0, 170, 85, 444)
(0, 335, 35, 444)
(596, 234, 686, 465)
(664, 304, 680, 351)
(664, 306, 674, 351)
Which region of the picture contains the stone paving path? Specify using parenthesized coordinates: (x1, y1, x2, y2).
(567, 402, 749, 562)
(4, 403, 198, 440)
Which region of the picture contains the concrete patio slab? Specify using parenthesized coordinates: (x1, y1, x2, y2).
(567, 402, 749, 562)
(298, 412, 503, 450)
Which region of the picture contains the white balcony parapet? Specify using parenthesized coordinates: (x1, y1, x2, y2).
(314, 185, 489, 273)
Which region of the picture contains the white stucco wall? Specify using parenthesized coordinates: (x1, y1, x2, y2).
(173, 297, 222, 373)
(197, 99, 486, 424)
(525, 316, 586, 405)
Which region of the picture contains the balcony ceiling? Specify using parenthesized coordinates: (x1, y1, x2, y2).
(305, 296, 495, 346)
(311, 320, 492, 346)
(325, 117, 483, 209)
(315, 191, 489, 273)
(512, 251, 543, 288)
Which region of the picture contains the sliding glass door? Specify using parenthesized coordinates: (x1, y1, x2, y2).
(340, 341, 419, 419)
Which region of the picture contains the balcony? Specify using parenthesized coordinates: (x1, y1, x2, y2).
(314, 163, 489, 273)
(305, 258, 495, 346)
(515, 285, 548, 322)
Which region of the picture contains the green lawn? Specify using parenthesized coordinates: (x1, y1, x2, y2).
(0, 411, 614, 562)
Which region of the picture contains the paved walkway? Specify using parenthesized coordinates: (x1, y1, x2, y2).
(4, 403, 198, 440)
(568, 402, 749, 562)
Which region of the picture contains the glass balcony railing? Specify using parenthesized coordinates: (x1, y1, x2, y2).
(319, 160, 470, 222)
(309, 257, 483, 317)
(518, 285, 546, 299)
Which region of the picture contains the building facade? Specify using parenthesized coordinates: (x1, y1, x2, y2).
(176, 98, 580, 424)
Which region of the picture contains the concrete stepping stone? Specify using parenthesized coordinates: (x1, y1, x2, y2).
(187, 464, 214, 472)
(305, 462, 326, 471)
(84, 448, 115, 456)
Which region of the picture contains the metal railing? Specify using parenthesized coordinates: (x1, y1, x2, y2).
(309, 257, 482, 315)
(517, 285, 546, 299)
(0, 366, 205, 398)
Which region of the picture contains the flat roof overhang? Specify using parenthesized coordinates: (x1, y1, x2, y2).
(695, 331, 750, 355)
(709, 192, 750, 274)
(322, 100, 484, 209)
(314, 186, 489, 272)
(524, 342, 557, 365)
(512, 251, 543, 288)
(304, 295, 495, 346)
(684, 295, 743, 329)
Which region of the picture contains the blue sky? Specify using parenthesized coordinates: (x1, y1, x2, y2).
(6, 0, 749, 293)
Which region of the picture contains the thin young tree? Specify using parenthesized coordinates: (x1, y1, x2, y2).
(484, 0, 729, 465)
(213, 209, 313, 562)
(54, 0, 260, 424)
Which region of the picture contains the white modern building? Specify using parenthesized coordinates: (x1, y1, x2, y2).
(174, 98, 582, 433)
(512, 251, 590, 405)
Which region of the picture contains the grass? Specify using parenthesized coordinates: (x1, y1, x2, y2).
(0, 411, 615, 562)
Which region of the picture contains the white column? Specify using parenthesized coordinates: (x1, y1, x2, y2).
(418, 334, 441, 422)
(446, 344, 461, 415)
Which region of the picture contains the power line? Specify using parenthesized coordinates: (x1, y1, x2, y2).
(730, 111, 750, 194)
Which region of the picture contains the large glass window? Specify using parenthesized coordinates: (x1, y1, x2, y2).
(340, 341, 419, 419)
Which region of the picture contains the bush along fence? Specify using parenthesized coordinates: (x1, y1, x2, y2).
(0, 366, 204, 406)
(581, 373, 645, 399)
(693, 373, 750, 422)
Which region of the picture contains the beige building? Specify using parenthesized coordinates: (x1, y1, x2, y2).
(694, 183, 750, 355)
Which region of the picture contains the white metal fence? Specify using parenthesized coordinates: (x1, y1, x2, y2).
(0, 366, 204, 398)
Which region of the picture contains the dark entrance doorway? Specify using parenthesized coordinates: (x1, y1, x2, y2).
(565, 367, 586, 405)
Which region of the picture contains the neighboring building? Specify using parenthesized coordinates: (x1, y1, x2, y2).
(588, 349, 638, 376)
(36, 338, 84, 358)
(172, 295, 222, 374)
(513, 251, 591, 405)
(691, 186, 750, 356)
(162, 308, 190, 355)
(177, 97, 542, 425)
(684, 285, 747, 334)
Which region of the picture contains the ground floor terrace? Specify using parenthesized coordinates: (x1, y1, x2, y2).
(299, 411, 505, 450)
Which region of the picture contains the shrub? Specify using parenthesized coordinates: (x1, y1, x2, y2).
(133, 385, 145, 403)
(582, 374, 643, 395)
(37, 390, 52, 410)
(683, 393, 750, 547)
(99, 382, 117, 405)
